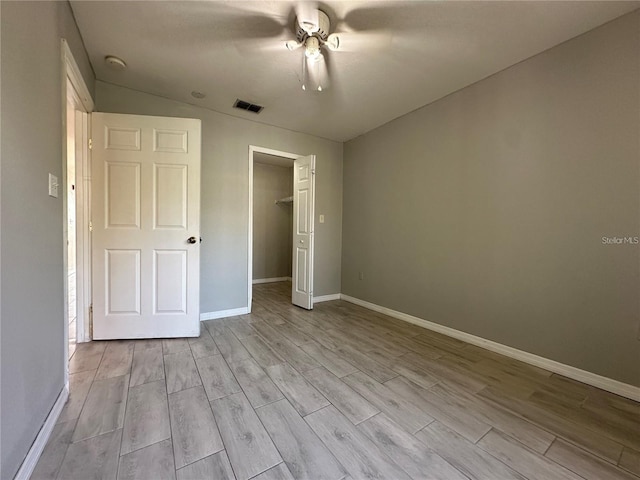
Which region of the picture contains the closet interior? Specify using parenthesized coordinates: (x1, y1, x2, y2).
(252, 153, 294, 285)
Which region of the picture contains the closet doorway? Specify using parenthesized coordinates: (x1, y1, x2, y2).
(248, 146, 316, 311)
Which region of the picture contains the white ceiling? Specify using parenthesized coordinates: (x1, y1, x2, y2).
(70, 1, 639, 142)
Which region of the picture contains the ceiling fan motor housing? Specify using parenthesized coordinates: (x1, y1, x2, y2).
(296, 9, 331, 42)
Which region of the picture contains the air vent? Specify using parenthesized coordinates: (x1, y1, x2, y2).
(233, 99, 264, 114)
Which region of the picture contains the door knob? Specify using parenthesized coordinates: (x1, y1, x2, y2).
(300, 240, 304, 244)
(187, 236, 197, 244)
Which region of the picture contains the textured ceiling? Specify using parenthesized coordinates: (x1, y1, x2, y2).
(70, 1, 639, 142)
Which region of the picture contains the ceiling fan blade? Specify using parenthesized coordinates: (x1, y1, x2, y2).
(342, 4, 432, 32)
(138, 2, 291, 50)
(316, 55, 330, 91)
(320, 50, 334, 87)
(327, 31, 392, 53)
(296, 1, 320, 34)
(303, 53, 330, 92)
(234, 38, 295, 56)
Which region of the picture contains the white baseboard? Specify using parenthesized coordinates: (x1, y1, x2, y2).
(252, 277, 291, 284)
(314, 293, 341, 303)
(200, 307, 250, 321)
(15, 383, 69, 480)
(341, 294, 640, 402)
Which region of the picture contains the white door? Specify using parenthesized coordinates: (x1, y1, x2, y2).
(292, 155, 315, 309)
(91, 113, 201, 339)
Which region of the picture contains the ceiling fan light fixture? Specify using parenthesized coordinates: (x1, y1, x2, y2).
(290, 9, 332, 93)
(326, 33, 340, 51)
(285, 40, 301, 51)
(304, 36, 321, 60)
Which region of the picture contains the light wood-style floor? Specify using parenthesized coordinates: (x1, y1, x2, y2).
(33, 281, 640, 480)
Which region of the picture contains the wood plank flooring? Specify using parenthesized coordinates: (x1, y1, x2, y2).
(33, 281, 640, 480)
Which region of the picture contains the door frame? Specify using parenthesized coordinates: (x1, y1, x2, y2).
(61, 39, 94, 382)
(248, 145, 305, 311)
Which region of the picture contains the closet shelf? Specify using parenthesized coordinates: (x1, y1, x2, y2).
(275, 196, 293, 205)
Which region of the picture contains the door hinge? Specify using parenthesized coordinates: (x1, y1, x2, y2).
(88, 138, 93, 150)
(89, 221, 93, 232)
(89, 305, 93, 338)
(311, 169, 316, 175)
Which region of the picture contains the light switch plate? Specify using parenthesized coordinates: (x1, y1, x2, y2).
(48, 173, 59, 198)
(319, 214, 325, 224)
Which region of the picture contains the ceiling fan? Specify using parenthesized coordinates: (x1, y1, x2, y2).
(283, 7, 341, 92)
(219, 2, 405, 93)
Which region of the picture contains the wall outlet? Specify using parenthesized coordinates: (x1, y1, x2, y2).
(48, 173, 59, 198)
(359, 271, 364, 280)
(319, 214, 325, 224)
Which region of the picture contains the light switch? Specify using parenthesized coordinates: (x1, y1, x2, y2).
(48, 173, 59, 198)
(319, 214, 325, 224)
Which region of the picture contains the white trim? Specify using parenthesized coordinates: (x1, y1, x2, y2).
(14, 384, 70, 480)
(61, 39, 94, 397)
(252, 277, 292, 284)
(248, 145, 301, 313)
(61, 39, 94, 112)
(341, 294, 640, 402)
(75, 110, 92, 344)
(313, 293, 341, 303)
(62, 38, 94, 348)
(200, 307, 250, 321)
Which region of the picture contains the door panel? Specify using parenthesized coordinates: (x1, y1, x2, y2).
(295, 248, 308, 292)
(154, 164, 187, 229)
(296, 189, 309, 234)
(154, 250, 187, 314)
(106, 162, 140, 228)
(292, 155, 315, 309)
(92, 112, 201, 339)
(106, 249, 140, 314)
(154, 128, 188, 153)
(105, 127, 141, 150)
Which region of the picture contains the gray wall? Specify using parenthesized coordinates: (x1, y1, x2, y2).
(97, 82, 343, 314)
(253, 163, 293, 281)
(0, 2, 95, 478)
(342, 11, 640, 386)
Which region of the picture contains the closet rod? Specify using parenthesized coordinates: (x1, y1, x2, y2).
(275, 196, 294, 205)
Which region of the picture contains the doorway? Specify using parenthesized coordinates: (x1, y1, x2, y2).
(248, 146, 316, 311)
(63, 93, 90, 350)
(62, 39, 94, 383)
(252, 154, 294, 286)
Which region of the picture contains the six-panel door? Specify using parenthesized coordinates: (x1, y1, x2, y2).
(91, 113, 201, 339)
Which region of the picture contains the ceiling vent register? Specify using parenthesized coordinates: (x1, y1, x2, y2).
(233, 99, 264, 114)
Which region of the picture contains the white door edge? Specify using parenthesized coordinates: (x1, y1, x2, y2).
(292, 154, 315, 310)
